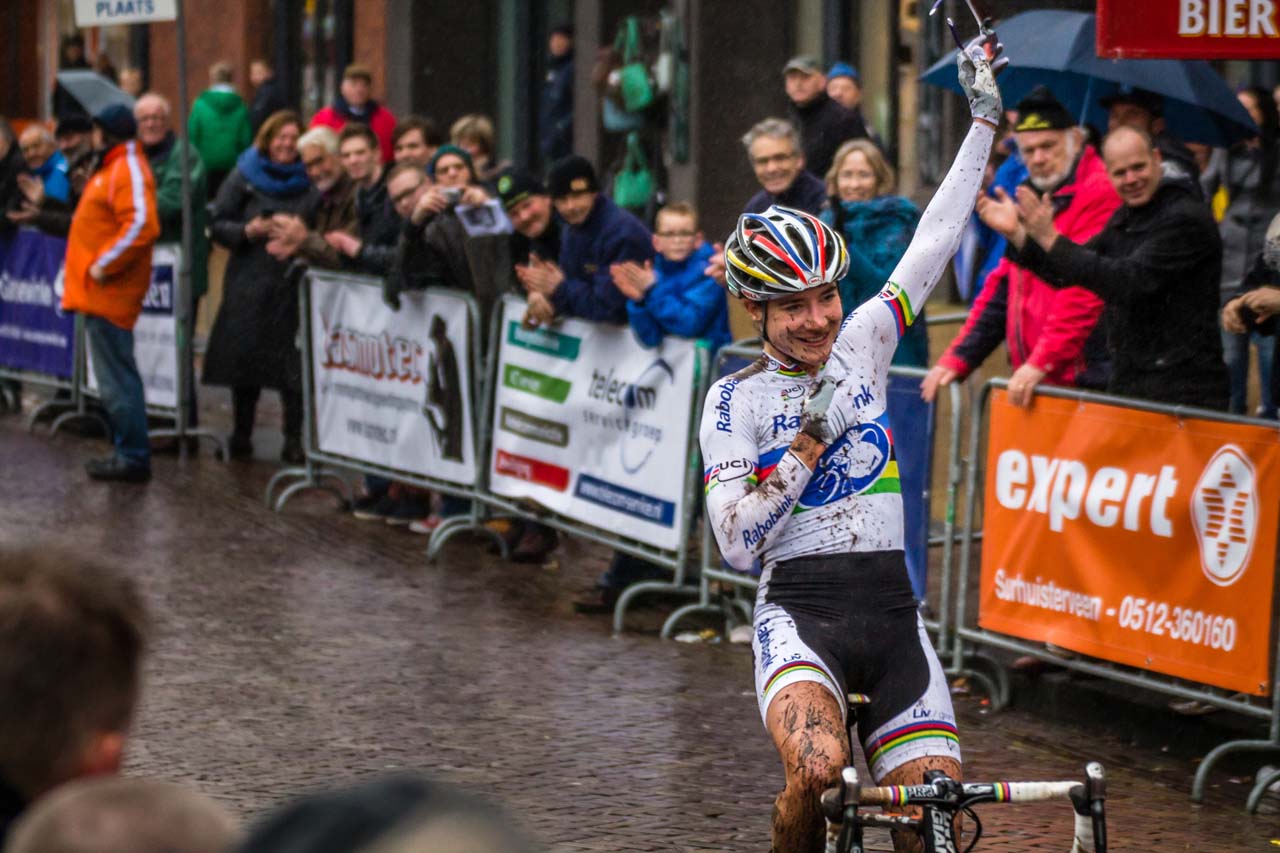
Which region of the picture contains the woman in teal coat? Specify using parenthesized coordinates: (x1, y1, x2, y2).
(821, 138, 928, 366)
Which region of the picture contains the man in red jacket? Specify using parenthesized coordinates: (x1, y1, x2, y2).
(923, 86, 1120, 406)
(63, 105, 160, 482)
(309, 64, 397, 164)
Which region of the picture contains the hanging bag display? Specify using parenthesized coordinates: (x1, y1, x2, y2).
(614, 16, 654, 113)
(612, 132, 654, 211)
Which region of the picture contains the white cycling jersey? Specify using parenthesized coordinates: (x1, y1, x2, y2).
(700, 122, 995, 593)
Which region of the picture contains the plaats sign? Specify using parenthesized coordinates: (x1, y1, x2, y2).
(1097, 0, 1280, 58)
(978, 391, 1280, 695)
(74, 0, 176, 26)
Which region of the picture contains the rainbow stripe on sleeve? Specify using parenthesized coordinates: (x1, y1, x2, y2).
(703, 465, 758, 496)
(877, 282, 916, 338)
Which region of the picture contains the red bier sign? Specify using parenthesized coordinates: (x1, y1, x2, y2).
(1097, 0, 1280, 59)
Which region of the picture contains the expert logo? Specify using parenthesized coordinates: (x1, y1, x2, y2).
(1191, 444, 1258, 587)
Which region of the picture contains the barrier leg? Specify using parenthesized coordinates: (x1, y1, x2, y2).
(264, 465, 307, 508)
(47, 406, 109, 439)
(272, 470, 349, 513)
(1246, 765, 1280, 813)
(265, 461, 350, 513)
(1191, 739, 1280, 802)
(425, 507, 509, 562)
(660, 572, 717, 638)
(148, 423, 228, 462)
(960, 649, 1011, 710)
(26, 397, 75, 432)
(612, 576, 700, 635)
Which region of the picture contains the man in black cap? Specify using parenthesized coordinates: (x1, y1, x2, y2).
(498, 168, 561, 265)
(514, 154, 651, 326)
(926, 86, 1120, 409)
(54, 115, 93, 168)
(1101, 86, 1201, 191)
(783, 55, 868, 179)
(494, 168, 564, 563)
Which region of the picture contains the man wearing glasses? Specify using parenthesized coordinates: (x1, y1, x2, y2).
(742, 118, 827, 216)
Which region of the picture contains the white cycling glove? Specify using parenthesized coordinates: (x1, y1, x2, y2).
(800, 375, 853, 446)
(958, 40, 1003, 126)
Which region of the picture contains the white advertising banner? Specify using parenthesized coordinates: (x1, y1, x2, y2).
(309, 273, 476, 486)
(488, 295, 700, 551)
(87, 244, 180, 410)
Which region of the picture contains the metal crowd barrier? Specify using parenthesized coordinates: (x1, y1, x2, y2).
(265, 273, 504, 555)
(660, 339, 967, 654)
(0, 228, 108, 435)
(471, 296, 713, 633)
(950, 377, 1280, 809)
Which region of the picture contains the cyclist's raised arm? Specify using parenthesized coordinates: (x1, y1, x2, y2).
(834, 49, 1000, 369)
(699, 374, 825, 571)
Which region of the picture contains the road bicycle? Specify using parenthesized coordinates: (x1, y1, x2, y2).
(821, 761, 1107, 853)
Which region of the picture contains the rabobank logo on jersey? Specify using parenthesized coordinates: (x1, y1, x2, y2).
(797, 412, 896, 509)
(1191, 444, 1258, 587)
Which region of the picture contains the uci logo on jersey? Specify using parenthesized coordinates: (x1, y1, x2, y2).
(798, 419, 892, 508)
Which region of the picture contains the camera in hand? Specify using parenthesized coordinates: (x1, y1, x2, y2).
(441, 187, 462, 206)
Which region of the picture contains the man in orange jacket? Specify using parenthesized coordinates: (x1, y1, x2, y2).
(63, 105, 160, 482)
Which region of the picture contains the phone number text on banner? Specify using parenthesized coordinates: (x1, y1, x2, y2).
(978, 390, 1280, 695)
(310, 274, 476, 486)
(489, 295, 698, 551)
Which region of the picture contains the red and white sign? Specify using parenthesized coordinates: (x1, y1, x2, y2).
(1098, 0, 1280, 59)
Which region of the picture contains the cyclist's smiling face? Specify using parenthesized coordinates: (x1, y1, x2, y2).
(745, 284, 842, 369)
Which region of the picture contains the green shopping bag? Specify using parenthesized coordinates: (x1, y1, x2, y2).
(614, 16, 653, 113)
(613, 132, 654, 211)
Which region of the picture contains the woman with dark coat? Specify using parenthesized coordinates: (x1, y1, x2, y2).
(204, 110, 317, 463)
(1206, 86, 1280, 417)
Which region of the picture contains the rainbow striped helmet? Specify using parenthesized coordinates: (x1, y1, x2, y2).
(724, 205, 850, 301)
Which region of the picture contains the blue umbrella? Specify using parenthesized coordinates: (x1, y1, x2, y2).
(921, 10, 1258, 147)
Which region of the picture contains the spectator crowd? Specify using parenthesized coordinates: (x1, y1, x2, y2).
(3, 33, 1280, 596)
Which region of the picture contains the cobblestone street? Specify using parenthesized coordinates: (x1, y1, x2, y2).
(3, 407, 1279, 851)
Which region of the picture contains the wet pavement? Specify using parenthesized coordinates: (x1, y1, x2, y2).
(3, 394, 1280, 852)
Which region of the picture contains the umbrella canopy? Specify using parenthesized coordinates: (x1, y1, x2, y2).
(921, 10, 1258, 147)
(55, 70, 136, 118)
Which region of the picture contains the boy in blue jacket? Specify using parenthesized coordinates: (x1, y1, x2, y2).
(610, 202, 731, 352)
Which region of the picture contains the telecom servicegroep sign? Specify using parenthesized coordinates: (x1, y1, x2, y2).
(978, 390, 1280, 696)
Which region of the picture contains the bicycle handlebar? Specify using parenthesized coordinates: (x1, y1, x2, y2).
(854, 780, 1082, 807)
(821, 762, 1106, 853)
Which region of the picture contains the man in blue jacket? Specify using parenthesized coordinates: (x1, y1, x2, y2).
(18, 126, 70, 203)
(515, 155, 652, 327)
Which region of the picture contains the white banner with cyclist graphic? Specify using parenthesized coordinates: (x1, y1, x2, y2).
(488, 294, 699, 551)
(86, 244, 181, 410)
(309, 272, 476, 486)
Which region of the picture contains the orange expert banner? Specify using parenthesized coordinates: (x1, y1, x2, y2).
(979, 390, 1280, 695)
